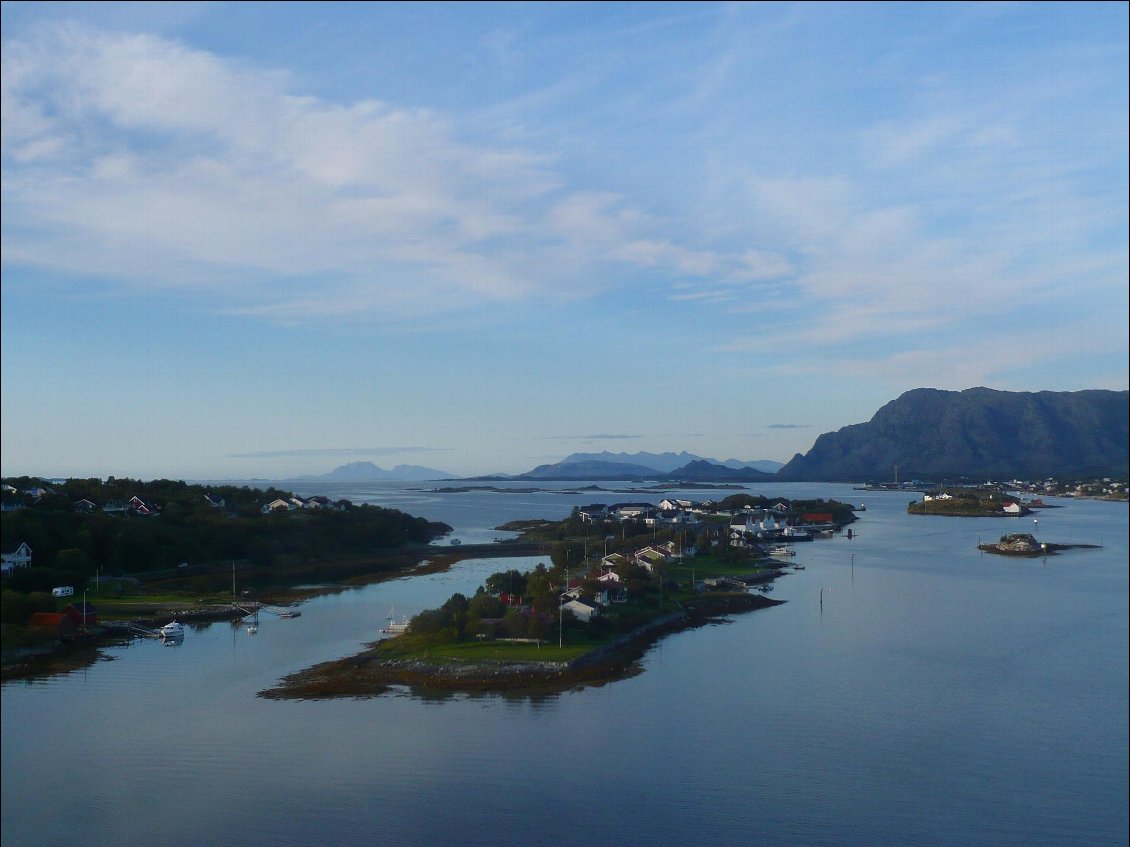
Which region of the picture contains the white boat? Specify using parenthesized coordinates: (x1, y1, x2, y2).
(768, 546, 795, 558)
(158, 621, 184, 639)
(278, 610, 301, 618)
(381, 607, 410, 635)
(247, 624, 258, 634)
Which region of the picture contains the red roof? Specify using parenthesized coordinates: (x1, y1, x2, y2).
(28, 612, 66, 627)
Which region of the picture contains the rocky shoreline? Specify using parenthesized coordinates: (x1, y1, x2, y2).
(978, 533, 1102, 557)
(259, 592, 783, 700)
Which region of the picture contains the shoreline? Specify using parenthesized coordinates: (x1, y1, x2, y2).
(258, 592, 784, 700)
(1, 541, 548, 682)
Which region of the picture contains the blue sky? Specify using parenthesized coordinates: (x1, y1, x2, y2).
(2, 1, 1127, 480)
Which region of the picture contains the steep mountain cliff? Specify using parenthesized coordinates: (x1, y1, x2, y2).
(778, 388, 1129, 481)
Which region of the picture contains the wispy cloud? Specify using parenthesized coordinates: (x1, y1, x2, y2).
(1, 23, 755, 321)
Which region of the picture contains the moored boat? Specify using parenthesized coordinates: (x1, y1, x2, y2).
(381, 607, 410, 635)
(158, 621, 184, 639)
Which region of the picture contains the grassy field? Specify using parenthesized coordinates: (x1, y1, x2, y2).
(379, 636, 594, 663)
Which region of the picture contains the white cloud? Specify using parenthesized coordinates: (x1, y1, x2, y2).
(2, 23, 749, 319)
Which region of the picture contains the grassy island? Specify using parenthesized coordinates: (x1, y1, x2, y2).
(908, 487, 1033, 517)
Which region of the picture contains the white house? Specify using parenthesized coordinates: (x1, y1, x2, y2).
(601, 553, 628, 572)
(634, 546, 668, 571)
(1, 542, 33, 573)
(261, 498, 294, 513)
(562, 598, 600, 623)
(1002, 502, 1023, 516)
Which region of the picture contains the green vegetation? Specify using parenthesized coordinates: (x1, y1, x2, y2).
(907, 487, 1029, 517)
(1, 476, 441, 596)
(393, 544, 777, 663)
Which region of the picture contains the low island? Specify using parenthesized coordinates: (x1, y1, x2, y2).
(978, 533, 1101, 557)
(908, 486, 1038, 517)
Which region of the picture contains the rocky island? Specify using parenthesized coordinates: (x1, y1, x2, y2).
(978, 533, 1101, 558)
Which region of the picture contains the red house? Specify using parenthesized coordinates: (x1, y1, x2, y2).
(62, 601, 98, 627)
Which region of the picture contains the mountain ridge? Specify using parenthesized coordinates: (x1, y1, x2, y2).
(558, 450, 783, 474)
(778, 387, 1129, 481)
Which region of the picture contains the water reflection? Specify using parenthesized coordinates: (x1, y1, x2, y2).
(3, 487, 1127, 847)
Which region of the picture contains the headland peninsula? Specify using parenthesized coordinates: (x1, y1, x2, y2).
(0, 475, 541, 680)
(260, 494, 860, 698)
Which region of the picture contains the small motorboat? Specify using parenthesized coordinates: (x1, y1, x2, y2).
(278, 610, 301, 618)
(247, 623, 258, 635)
(768, 546, 795, 558)
(158, 621, 185, 639)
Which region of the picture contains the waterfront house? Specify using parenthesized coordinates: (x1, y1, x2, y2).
(27, 612, 78, 638)
(62, 601, 98, 627)
(1002, 501, 1023, 516)
(802, 512, 835, 525)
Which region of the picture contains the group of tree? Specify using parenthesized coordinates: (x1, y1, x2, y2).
(0, 477, 437, 593)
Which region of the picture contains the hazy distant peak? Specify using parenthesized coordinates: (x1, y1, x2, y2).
(298, 461, 452, 481)
(560, 450, 781, 474)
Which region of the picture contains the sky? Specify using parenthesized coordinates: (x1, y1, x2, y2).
(1, 1, 1127, 480)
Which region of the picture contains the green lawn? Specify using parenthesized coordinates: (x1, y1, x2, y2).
(378, 634, 594, 663)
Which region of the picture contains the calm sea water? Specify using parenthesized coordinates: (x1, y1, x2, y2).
(3, 482, 1127, 847)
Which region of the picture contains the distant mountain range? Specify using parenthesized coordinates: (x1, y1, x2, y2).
(558, 451, 784, 475)
(493, 451, 782, 482)
(294, 461, 453, 482)
(778, 387, 1129, 481)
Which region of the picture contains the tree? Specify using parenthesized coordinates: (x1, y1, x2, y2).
(484, 569, 527, 597)
(52, 548, 91, 576)
(468, 592, 506, 622)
